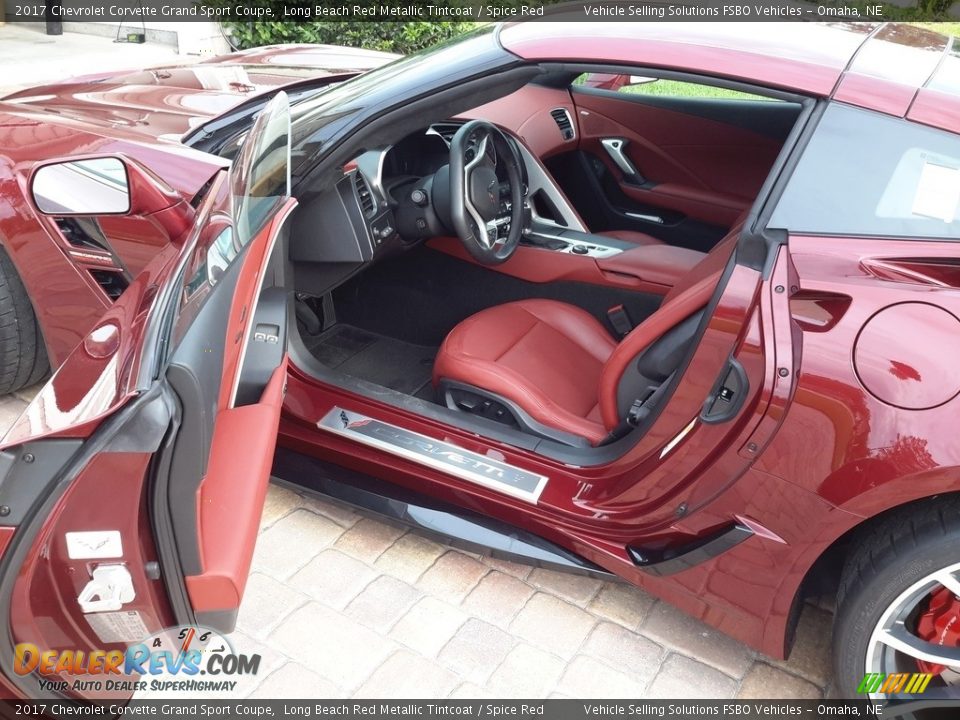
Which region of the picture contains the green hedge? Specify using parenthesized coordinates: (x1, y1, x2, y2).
(217, 12, 477, 54)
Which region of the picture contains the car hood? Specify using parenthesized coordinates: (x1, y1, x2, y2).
(0, 44, 399, 141)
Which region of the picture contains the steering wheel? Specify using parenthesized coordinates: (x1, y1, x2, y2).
(448, 120, 524, 265)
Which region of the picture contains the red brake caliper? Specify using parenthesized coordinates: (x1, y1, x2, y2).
(916, 586, 960, 675)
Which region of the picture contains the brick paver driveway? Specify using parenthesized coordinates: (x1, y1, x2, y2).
(0, 25, 834, 699)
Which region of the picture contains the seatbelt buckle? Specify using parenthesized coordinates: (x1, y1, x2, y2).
(607, 304, 633, 339)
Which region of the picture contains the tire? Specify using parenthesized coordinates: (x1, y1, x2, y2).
(0, 246, 50, 395)
(833, 497, 960, 702)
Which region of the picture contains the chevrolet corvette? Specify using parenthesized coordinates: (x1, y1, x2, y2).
(0, 19, 958, 701)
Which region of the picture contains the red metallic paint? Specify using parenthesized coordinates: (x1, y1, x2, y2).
(834, 24, 947, 118)
(9, 452, 175, 702)
(756, 235, 960, 518)
(853, 303, 960, 411)
(498, 22, 873, 97)
(907, 88, 960, 135)
(1, 46, 395, 143)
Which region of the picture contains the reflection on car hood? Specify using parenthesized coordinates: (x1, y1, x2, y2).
(0, 44, 399, 141)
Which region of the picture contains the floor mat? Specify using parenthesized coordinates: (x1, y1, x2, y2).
(306, 324, 438, 397)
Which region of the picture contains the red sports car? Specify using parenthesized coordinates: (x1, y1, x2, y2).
(0, 20, 958, 701)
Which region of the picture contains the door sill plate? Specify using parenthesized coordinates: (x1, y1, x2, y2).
(318, 407, 548, 504)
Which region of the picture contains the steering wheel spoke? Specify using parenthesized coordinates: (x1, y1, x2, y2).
(449, 120, 524, 265)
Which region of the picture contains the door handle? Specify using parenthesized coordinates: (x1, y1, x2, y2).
(700, 356, 749, 424)
(624, 212, 664, 224)
(601, 138, 643, 181)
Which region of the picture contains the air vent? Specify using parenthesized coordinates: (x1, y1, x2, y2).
(429, 122, 463, 144)
(88, 269, 128, 302)
(354, 173, 375, 216)
(550, 108, 575, 141)
(56, 218, 110, 253)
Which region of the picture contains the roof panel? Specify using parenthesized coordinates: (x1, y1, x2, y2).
(499, 21, 875, 95)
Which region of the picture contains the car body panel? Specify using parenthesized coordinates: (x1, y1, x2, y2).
(833, 23, 949, 117)
(0, 44, 398, 143)
(499, 21, 877, 96)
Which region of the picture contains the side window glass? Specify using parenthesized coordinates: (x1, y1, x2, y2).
(769, 103, 960, 239)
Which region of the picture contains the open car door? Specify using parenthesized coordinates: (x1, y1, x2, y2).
(0, 93, 294, 701)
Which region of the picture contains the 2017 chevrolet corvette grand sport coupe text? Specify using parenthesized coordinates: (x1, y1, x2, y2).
(0, 19, 958, 702)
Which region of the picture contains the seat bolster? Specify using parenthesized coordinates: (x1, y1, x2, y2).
(597, 274, 718, 430)
(433, 300, 614, 445)
(598, 230, 665, 247)
(434, 353, 609, 444)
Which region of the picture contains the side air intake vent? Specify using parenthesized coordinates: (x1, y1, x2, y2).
(56, 218, 111, 253)
(550, 108, 575, 141)
(88, 269, 128, 302)
(354, 173, 375, 216)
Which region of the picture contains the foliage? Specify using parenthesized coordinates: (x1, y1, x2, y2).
(207, 2, 477, 54)
(916, 0, 955, 16)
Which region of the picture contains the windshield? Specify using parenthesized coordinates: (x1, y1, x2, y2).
(231, 90, 291, 245)
(288, 25, 498, 155)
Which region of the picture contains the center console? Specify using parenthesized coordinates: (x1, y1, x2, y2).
(522, 221, 634, 259)
(428, 221, 705, 296)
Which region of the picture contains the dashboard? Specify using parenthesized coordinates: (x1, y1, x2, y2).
(288, 118, 587, 293)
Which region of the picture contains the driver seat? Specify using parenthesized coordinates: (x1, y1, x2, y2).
(432, 221, 741, 446)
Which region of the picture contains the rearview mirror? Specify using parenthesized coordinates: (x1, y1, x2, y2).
(32, 158, 130, 216)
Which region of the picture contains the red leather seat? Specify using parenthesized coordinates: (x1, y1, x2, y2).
(597, 229, 665, 247)
(433, 218, 743, 445)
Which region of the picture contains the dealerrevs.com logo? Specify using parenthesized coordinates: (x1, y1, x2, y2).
(14, 626, 260, 694)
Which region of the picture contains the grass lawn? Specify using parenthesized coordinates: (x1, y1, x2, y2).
(620, 80, 772, 101)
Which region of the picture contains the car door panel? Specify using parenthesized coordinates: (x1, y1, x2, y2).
(185, 358, 287, 624)
(571, 86, 797, 237)
(0, 93, 293, 701)
(164, 197, 294, 631)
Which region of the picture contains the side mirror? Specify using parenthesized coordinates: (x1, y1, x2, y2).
(30, 155, 197, 238)
(32, 158, 130, 216)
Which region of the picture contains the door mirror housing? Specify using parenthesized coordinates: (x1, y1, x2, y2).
(31, 155, 189, 219)
(31, 158, 130, 216)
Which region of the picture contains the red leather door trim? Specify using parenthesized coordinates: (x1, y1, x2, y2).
(185, 359, 287, 613)
(617, 183, 749, 228)
(573, 91, 779, 225)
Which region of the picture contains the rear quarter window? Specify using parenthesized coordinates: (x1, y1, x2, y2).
(769, 103, 960, 239)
